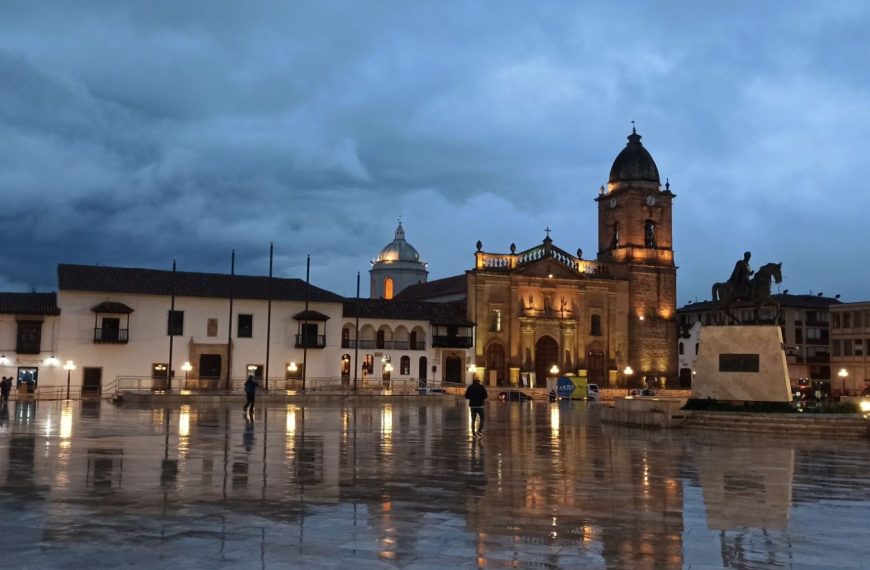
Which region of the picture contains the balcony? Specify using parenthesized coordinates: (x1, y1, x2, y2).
(94, 328, 129, 344)
(432, 335, 473, 349)
(295, 334, 326, 349)
(341, 339, 427, 351)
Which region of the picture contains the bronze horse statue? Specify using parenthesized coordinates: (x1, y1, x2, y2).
(712, 262, 783, 324)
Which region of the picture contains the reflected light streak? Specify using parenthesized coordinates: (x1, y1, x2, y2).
(286, 405, 297, 435)
(285, 405, 298, 461)
(550, 405, 560, 436)
(178, 405, 191, 438)
(60, 403, 73, 440)
(178, 405, 191, 459)
(381, 405, 393, 452)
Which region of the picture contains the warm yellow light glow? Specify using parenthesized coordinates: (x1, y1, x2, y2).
(550, 405, 560, 435)
(286, 405, 297, 434)
(60, 403, 73, 440)
(838, 368, 848, 379)
(288, 362, 298, 373)
(859, 400, 870, 413)
(45, 355, 60, 367)
(63, 360, 76, 372)
(624, 366, 634, 376)
(549, 364, 559, 376)
(384, 277, 394, 300)
(638, 315, 645, 321)
(181, 362, 193, 372)
(178, 404, 191, 438)
(382, 405, 393, 435)
(468, 364, 477, 374)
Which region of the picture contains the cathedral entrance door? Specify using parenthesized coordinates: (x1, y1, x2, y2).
(534, 336, 559, 388)
(586, 350, 605, 386)
(486, 343, 506, 386)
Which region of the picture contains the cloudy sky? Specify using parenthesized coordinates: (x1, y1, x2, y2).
(2, 1, 868, 303)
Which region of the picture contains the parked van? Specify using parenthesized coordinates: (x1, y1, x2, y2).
(587, 383, 600, 401)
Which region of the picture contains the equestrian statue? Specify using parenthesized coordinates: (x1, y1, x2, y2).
(712, 251, 783, 324)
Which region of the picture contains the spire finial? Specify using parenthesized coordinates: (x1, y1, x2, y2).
(631, 119, 636, 135)
(395, 218, 405, 240)
(665, 178, 670, 191)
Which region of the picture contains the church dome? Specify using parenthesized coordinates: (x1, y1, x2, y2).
(608, 128, 660, 184)
(375, 222, 423, 263)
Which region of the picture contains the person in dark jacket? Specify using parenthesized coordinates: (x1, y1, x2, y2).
(243, 375, 258, 414)
(464, 377, 488, 437)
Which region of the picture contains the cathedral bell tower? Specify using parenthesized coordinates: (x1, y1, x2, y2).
(596, 128, 677, 385)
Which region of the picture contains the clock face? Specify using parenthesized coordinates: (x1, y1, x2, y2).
(609, 197, 617, 208)
(646, 195, 656, 206)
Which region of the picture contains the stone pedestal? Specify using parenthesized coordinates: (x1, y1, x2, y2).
(693, 325, 791, 403)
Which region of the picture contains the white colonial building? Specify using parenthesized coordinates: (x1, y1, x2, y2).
(0, 293, 63, 394)
(0, 261, 474, 396)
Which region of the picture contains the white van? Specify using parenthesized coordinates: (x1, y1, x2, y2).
(587, 383, 600, 401)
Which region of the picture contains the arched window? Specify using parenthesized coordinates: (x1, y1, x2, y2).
(644, 219, 656, 247)
(612, 222, 620, 248)
(400, 356, 410, 375)
(590, 314, 602, 336)
(384, 277, 394, 300)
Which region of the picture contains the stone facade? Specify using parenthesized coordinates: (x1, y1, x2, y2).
(467, 128, 679, 388)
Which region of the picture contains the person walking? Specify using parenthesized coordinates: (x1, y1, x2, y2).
(0, 377, 10, 403)
(464, 377, 488, 437)
(243, 374, 258, 415)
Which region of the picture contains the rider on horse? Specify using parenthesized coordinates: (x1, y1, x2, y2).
(727, 251, 754, 300)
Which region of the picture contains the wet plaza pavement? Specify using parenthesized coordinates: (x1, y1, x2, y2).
(1, 398, 869, 569)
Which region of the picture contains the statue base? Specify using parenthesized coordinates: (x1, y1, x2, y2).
(693, 325, 791, 403)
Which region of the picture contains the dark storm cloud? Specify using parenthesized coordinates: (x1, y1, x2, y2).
(1, 1, 869, 301)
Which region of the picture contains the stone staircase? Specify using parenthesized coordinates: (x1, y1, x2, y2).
(678, 410, 870, 438)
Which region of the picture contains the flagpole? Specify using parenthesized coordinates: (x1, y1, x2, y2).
(226, 250, 235, 391)
(302, 254, 310, 391)
(265, 242, 273, 391)
(167, 259, 176, 391)
(354, 271, 360, 391)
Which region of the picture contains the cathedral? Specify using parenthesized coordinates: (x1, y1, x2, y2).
(395, 129, 678, 388)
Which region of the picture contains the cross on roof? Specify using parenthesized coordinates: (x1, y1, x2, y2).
(545, 226, 551, 238)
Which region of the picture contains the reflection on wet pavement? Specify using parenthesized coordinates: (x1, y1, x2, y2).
(1, 398, 869, 569)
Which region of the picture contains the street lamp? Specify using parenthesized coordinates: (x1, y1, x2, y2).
(182, 361, 192, 383)
(838, 368, 848, 397)
(623, 366, 634, 390)
(45, 355, 59, 367)
(468, 364, 477, 382)
(549, 364, 560, 377)
(63, 360, 76, 400)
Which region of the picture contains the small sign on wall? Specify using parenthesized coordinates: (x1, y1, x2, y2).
(719, 354, 760, 373)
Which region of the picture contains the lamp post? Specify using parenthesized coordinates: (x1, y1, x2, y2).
(468, 364, 477, 383)
(838, 368, 848, 398)
(63, 360, 76, 400)
(623, 366, 634, 391)
(549, 364, 559, 377)
(182, 362, 192, 387)
(288, 362, 298, 389)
